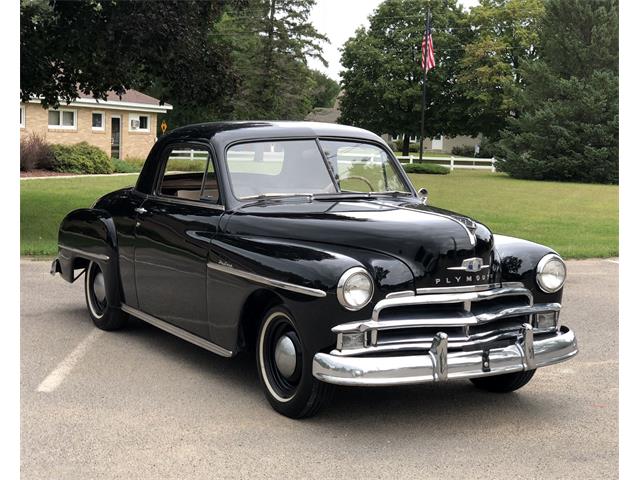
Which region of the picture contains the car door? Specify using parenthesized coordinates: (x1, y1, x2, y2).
(134, 142, 224, 339)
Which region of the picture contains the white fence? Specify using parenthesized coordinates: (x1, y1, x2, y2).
(168, 149, 210, 162)
(396, 155, 496, 172)
(168, 149, 497, 172)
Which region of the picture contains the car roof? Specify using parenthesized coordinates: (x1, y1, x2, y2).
(161, 121, 384, 146)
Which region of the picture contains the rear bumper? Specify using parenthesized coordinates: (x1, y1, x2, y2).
(312, 324, 577, 386)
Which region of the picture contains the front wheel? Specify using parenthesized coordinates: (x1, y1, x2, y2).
(469, 369, 536, 393)
(256, 306, 334, 418)
(84, 261, 128, 331)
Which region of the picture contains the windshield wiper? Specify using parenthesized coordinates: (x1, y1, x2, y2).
(239, 193, 315, 207)
(367, 191, 413, 197)
(313, 191, 413, 201)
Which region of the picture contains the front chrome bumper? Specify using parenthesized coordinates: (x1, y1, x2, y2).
(312, 324, 578, 386)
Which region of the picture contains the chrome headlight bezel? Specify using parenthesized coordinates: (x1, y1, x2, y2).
(536, 254, 567, 293)
(337, 267, 374, 311)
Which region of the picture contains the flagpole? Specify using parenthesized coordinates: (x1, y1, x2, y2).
(419, 8, 431, 163)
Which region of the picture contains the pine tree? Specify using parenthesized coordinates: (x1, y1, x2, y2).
(339, 0, 473, 155)
(496, 0, 618, 184)
(219, 0, 328, 120)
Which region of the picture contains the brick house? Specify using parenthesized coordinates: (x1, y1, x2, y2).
(20, 90, 172, 160)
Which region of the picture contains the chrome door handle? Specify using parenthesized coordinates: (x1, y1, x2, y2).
(134, 207, 147, 214)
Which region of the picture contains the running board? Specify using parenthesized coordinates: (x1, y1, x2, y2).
(120, 304, 233, 358)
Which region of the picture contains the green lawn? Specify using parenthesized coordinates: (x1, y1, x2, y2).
(407, 170, 618, 259)
(20, 170, 618, 258)
(21, 175, 139, 256)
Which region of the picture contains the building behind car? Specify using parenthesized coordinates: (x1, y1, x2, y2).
(20, 89, 172, 160)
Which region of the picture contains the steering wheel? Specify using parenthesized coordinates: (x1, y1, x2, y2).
(338, 175, 375, 192)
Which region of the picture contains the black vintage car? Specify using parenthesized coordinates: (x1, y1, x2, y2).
(52, 121, 578, 418)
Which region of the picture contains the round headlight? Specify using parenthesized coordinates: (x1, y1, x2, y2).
(536, 254, 567, 293)
(337, 267, 374, 311)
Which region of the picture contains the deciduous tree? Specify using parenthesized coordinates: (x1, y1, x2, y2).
(459, 0, 544, 139)
(339, 0, 473, 155)
(20, 0, 243, 122)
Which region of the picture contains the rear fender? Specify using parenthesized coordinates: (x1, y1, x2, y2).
(56, 208, 121, 306)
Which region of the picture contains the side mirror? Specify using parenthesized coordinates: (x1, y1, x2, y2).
(418, 187, 429, 205)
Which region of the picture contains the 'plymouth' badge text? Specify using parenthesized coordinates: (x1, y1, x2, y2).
(434, 273, 491, 285)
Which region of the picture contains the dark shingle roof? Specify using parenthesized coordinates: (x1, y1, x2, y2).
(77, 89, 169, 107)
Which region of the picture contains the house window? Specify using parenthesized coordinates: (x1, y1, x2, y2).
(20, 105, 25, 128)
(48, 109, 77, 129)
(129, 113, 150, 132)
(92, 112, 105, 131)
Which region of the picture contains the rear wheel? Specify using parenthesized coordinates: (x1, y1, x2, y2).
(256, 306, 334, 418)
(469, 369, 536, 393)
(84, 261, 128, 331)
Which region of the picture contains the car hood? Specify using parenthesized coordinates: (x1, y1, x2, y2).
(226, 198, 499, 289)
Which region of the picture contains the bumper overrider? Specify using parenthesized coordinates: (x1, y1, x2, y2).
(312, 285, 578, 386)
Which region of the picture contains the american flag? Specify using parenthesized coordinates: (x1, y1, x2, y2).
(421, 22, 435, 71)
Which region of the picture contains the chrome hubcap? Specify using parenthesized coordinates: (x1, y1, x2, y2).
(274, 335, 297, 379)
(93, 272, 106, 303)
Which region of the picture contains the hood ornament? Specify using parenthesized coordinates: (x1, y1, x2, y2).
(451, 215, 477, 235)
(447, 257, 489, 273)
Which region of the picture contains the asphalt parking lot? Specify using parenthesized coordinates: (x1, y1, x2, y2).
(21, 259, 618, 479)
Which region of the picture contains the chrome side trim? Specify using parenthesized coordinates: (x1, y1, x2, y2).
(206, 262, 326, 298)
(121, 304, 233, 357)
(58, 244, 109, 262)
(312, 326, 578, 386)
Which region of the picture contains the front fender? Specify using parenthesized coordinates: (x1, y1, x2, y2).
(56, 208, 121, 307)
(208, 234, 415, 354)
(494, 234, 563, 304)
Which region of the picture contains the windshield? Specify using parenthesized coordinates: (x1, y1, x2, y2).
(225, 139, 410, 200)
(319, 140, 410, 194)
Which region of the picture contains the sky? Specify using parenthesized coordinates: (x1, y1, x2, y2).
(308, 0, 480, 81)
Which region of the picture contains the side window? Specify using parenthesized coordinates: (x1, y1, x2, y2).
(157, 145, 220, 203)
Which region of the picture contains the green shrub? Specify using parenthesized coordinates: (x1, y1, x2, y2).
(112, 159, 142, 173)
(20, 133, 54, 171)
(451, 145, 476, 157)
(477, 142, 497, 158)
(50, 142, 113, 174)
(165, 159, 208, 172)
(402, 163, 450, 174)
(122, 157, 146, 169)
(408, 142, 422, 153)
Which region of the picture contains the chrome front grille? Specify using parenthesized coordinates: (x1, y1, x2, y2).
(332, 284, 561, 356)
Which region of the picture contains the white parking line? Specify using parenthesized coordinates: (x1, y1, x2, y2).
(605, 259, 619, 264)
(36, 330, 103, 393)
